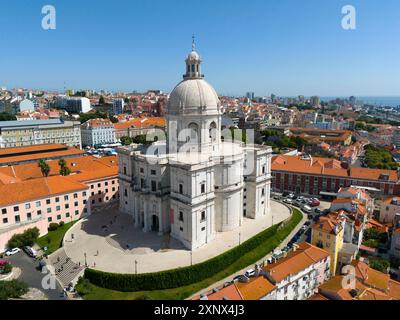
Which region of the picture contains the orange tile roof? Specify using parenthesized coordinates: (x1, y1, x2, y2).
(113, 117, 166, 130)
(308, 293, 329, 300)
(0, 144, 68, 157)
(235, 276, 276, 300)
(0, 148, 85, 165)
(351, 260, 389, 291)
(193, 284, 243, 300)
(0, 175, 88, 207)
(264, 242, 329, 283)
(312, 216, 343, 235)
(272, 155, 398, 182)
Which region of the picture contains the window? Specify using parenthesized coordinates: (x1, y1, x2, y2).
(13, 206, 19, 212)
(262, 165, 266, 174)
(83, 200, 87, 204)
(57, 214, 61, 220)
(15, 215, 20, 223)
(201, 184, 205, 194)
(74, 193, 78, 199)
(123, 166, 127, 175)
(97, 183, 101, 188)
(201, 211, 206, 221)
(124, 189, 128, 197)
(47, 208, 52, 213)
(98, 191, 101, 195)
(105, 182, 108, 186)
(65, 204, 69, 209)
(75, 210, 79, 215)
(36, 201, 41, 207)
(27, 212, 32, 221)
(151, 181, 157, 192)
(261, 188, 265, 196)
(91, 185, 94, 189)
(2, 208, 6, 215)
(140, 168, 144, 173)
(180, 227, 183, 232)
(3, 218, 8, 224)
(151, 170, 156, 175)
(46, 199, 51, 205)
(66, 213, 70, 218)
(37, 210, 42, 216)
(64, 195, 69, 201)
(179, 211, 184, 222)
(92, 200, 95, 204)
(201, 227, 205, 231)
(91, 192, 95, 196)
(112, 187, 115, 191)
(48, 217, 52, 222)
(25, 203, 31, 210)
(55, 197, 60, 203)
(83, 191, 87, 197)
(99, 198, 102, 203)
(179, 184, 183, 195)
(84, 208, 88, 213)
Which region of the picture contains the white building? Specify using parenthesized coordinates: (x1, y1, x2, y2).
(112, 98, 125, 115)
(118, 42, 272, 250)
(55, 96, 91, 114)
(19, 99, 35, 112)
(263, 242, 331, 300)
(81, 118, 116, 147)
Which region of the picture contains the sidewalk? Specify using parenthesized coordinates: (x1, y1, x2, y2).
(187, 206, 307, 300)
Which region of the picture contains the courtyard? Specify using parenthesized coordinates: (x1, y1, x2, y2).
(62, 200, 291, 274)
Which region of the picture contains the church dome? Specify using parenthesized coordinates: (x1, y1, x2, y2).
(168, 78, 220, 114)
(167, 38, 220, 115)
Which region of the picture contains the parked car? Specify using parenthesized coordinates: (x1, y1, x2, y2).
(23, 246, 37, 258)
(245, 269, 256, 278)
(302, 205, 312, 213)
(283, 198, 293, 204)
(5, 248, 21, 256)
(313, 208, 322, 214)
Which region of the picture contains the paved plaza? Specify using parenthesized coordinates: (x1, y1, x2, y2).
(63, 201, 291, 274)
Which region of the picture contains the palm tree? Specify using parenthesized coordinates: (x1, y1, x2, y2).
(58, 158, 71, 176)
(38, 160, 50, 177)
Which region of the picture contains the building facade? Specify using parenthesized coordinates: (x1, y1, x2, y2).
(118, 43, 272, 250)
(81, 118, 117, 147)
(55, 96, 91, 114)
(0, 119, 82, 148)
(0, 155, 119, 252)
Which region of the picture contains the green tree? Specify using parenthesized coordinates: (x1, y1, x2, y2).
(109, 116, 118, 123)
(0, 280, 28, 300)
(99, 96, 105, 105)
(0, 112, 16, 121)
(7, 227, 40, 248)
(58, 158, 71, 176)
(38, 159, 50, 177)
(120, 136, 133, 146)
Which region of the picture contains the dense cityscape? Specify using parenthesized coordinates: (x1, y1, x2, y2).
(1, 1, 400, 312)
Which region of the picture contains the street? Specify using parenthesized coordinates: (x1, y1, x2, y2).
(7, 251, 66, 300)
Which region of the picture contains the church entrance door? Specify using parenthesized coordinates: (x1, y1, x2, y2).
(151, 215, 159, 232)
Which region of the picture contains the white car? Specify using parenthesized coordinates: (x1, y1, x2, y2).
(245, 269, 256, 278)
(302, 205, 312, 213)
(5, 248, 21, 256)
(283, 198, 293, 204)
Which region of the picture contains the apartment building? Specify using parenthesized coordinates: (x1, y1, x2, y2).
(55, 96, 91, 114)
(0, 119, 82, 148)
(81, 118, 116, 147)
(0, 154, 119, 252)
(311, 216, 344, 275)
(289, 128, 352, 146)
(263, 242, 331, 300)
(271, 155, 400, 196)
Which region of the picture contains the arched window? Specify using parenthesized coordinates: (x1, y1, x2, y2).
(191, 64, 195, 72)
(188, 122, 199, 142)
(209, 121, 217, 142)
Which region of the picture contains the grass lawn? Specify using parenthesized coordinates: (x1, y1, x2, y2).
(76, 209, 303, 300)
(36, 221, 76, 254)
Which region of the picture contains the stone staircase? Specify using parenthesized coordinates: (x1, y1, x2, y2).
(50, 249, 85, 287)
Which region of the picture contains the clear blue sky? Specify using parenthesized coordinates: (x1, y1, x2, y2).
(1, 0, 399, 97)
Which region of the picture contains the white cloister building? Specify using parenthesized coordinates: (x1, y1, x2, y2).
(118, 41, 272, 250)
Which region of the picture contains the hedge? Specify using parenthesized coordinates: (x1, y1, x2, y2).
(7, 227, 40, 249)
(84, 208, 302, 292)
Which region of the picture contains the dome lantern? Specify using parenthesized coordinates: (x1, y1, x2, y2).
(183, 35, 203, 79)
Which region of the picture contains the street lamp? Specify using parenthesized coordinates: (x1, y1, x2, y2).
(190, 250, 193, 266)
(239, 232, 241, 245)
(135, 260, 138, 274)
(84, 252, 87, 267)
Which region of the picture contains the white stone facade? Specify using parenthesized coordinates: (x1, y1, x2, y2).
(118, 43, 272, 250)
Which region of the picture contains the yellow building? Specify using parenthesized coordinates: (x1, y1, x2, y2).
(311, 216, 344, 276)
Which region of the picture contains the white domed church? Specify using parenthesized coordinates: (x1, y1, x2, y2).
(118, 41, 273, 250)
